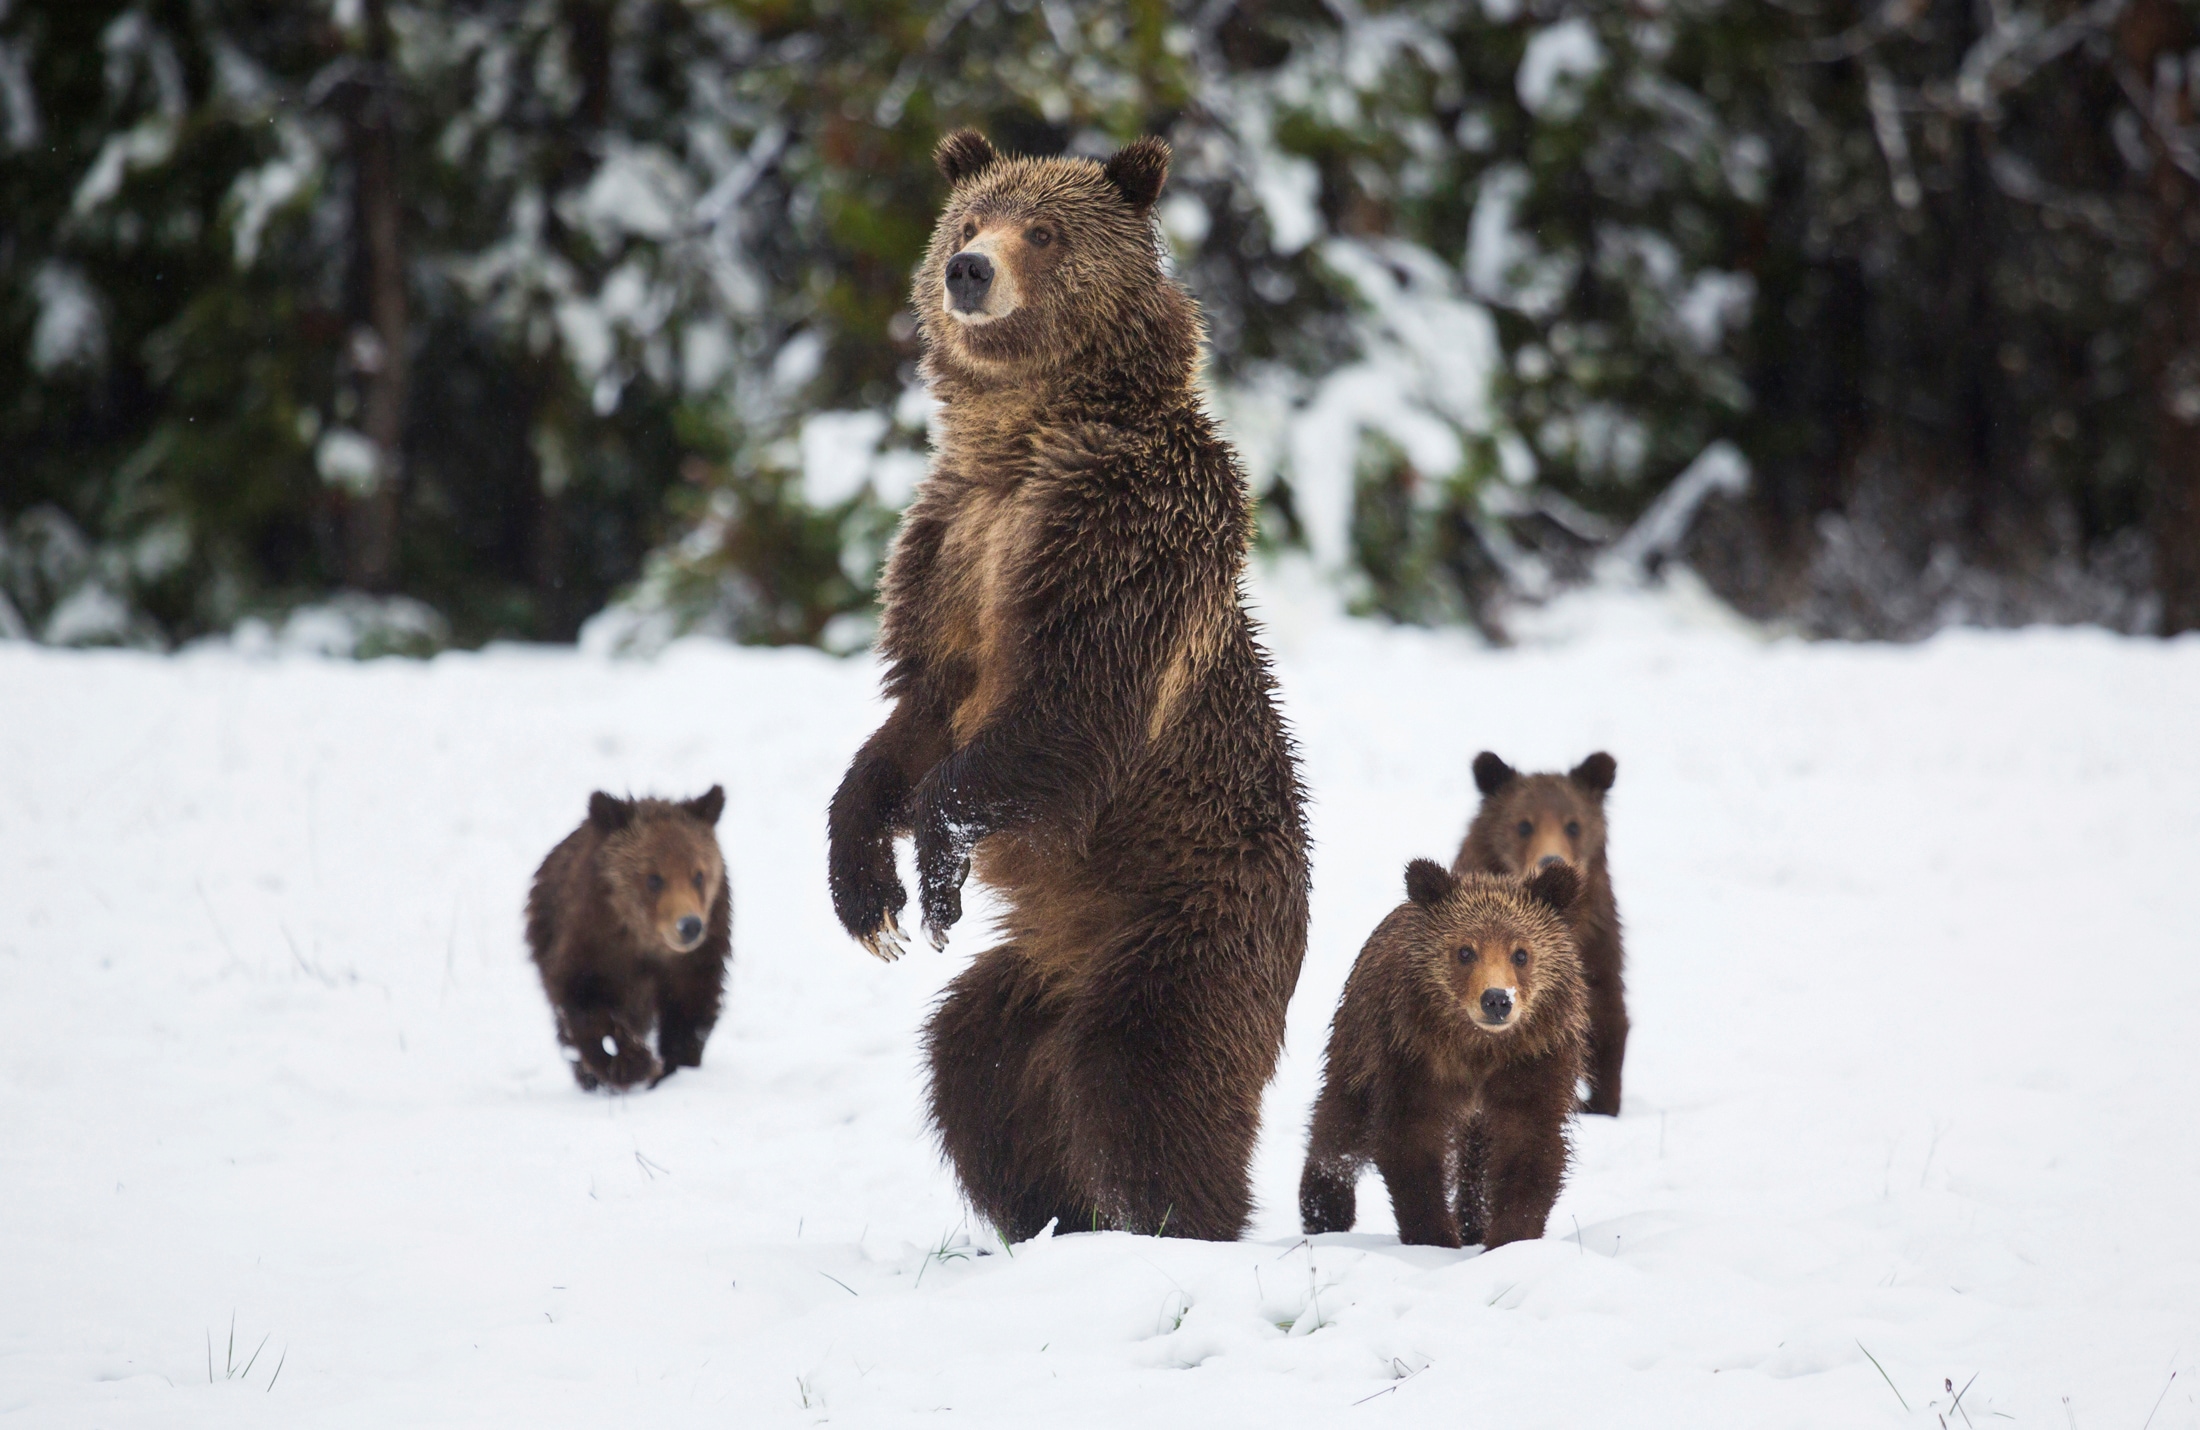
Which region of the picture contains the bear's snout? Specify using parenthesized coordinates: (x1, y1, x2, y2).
(945, 251, 995, 312)
(1537, 853, 1567, 870)
(675, 914, 704, 946)
(1478, 987, 1515, 1024)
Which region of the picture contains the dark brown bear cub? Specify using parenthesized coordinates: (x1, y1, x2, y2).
(526, 787, 731, 1092)
(1299, 860, 1585, 1249)
(1453, 751, 1627, 1115)
(826, 131, 1309, 1242)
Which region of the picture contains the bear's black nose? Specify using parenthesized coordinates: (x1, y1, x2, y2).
(1537, 853, 1566, 869)
(1479, 987, 1514, 1022)
(945, 251, 994, 311)
(676, 915, 703, 945)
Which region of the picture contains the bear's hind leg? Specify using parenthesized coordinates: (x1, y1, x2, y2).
(1068, 1063, 1259, 1240)
(1054, 983, 1265, 1241)
(924, 946, 1089, 1243)
(1582, 985, 1628, 1116)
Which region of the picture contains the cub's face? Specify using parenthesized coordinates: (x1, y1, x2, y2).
(1472, 752, 1615, 876)
(913, 130, 1171, 380)
(589, 788, 727, 955)
(1403, 859, 1579, 1034)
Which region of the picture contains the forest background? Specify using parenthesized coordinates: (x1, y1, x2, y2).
(6, 0, 2199, 655)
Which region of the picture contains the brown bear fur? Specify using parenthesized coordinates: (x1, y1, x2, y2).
(1453, 751, 1628, 1116)
(1299, 860, 1586, 1249)
(526, 787, 731, 1092)
(826, 131, 1309, 1242)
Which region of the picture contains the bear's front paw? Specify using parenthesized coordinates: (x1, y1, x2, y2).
(582, 1029, 662, 1093)
(913, 811, 972, 950)
(829, 843, 910, 961)
(920, 878, 962, 950)
(916, 842, 968, 949)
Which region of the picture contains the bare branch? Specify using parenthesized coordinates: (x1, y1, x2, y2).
(1863, 55, 1922, 209)
(1808, 0, 1931, 63)
(2113, 56, 2200, 182)
(1954, 0, 2131, 117)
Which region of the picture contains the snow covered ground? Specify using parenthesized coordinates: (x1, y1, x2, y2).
(4, 573, 2197, 1428)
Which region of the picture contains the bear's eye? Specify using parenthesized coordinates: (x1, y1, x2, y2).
(1565, 820, 1581, 838)
(1457, 945, 1475, 965)
(1026, 225, 1052, 247)
(646, 873, 664, 893)
(1516, 820, 1533, 838)
(961, 220, 977, 243)
(1511, 948, 1529, 968)
(691, 871, 705, 892)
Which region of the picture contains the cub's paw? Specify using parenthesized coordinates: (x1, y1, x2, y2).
(581, 1030, 662, 1093)
(658, 1026, 708, 1070)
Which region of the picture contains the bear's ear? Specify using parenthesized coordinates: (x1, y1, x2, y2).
(1569, 752, 1617, 794)
(683, 784, 726, 827)
(1102, 136, 1170, 214)
(587, 791, 633, 833)
(1525, 862, 1580, 915)
(935, 129, 998, 187)
(1404, 858, 1456, 909)
(1472, 752, 1518, 796)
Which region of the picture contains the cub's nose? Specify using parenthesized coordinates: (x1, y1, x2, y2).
(675, 915, 704, 946)
(1537, 853, 1566, 869)
(1479, 987, 1514, 1023)
(945, 251, 994, 311)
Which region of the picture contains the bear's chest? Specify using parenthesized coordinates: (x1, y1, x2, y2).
(932, 476, 1041, 741)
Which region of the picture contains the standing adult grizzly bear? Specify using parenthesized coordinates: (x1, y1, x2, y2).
(526, 787, 731, 1093)
(1453, 751, 1628, 1114)
(1299, 860, 1586, 1249)
(826, 131, 1309, 1242)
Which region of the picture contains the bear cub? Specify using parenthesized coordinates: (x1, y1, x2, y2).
(1454, 751, 1627, 1115)
(526, 787, 731, 1092)
(1299, 859, 1585, 1249)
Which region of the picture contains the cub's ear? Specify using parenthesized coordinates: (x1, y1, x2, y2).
(683, 784, 726, 827)
(1103, 136, 1170, 213)
(1404, 858, 1456, 909)
(1472, 751, 1518, 796)
(935, 129, 998, 187)
(1525, 862, 1581, 915)
(587, 792, 633, 833)
(1570, 752, 1617, 794)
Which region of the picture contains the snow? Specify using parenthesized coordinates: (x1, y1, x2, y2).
(569, 144, 693, 244)
(799, 411, 893, 510)
(1601, 442, 1750, 576)
(1516, 18, 1607, 121)
(1239, 239, 1503, 575)
(1466, 162, 1575, 318)
(312, 430, 382, 496)
(4, 577, 2198, 1426)
(29, 263, 106, 374)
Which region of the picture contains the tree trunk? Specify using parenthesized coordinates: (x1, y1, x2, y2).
(2122, 0, 2200, 634)
(345, 0, 407, 593)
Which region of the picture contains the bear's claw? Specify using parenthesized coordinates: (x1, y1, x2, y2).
(859, 909, 911, 963)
